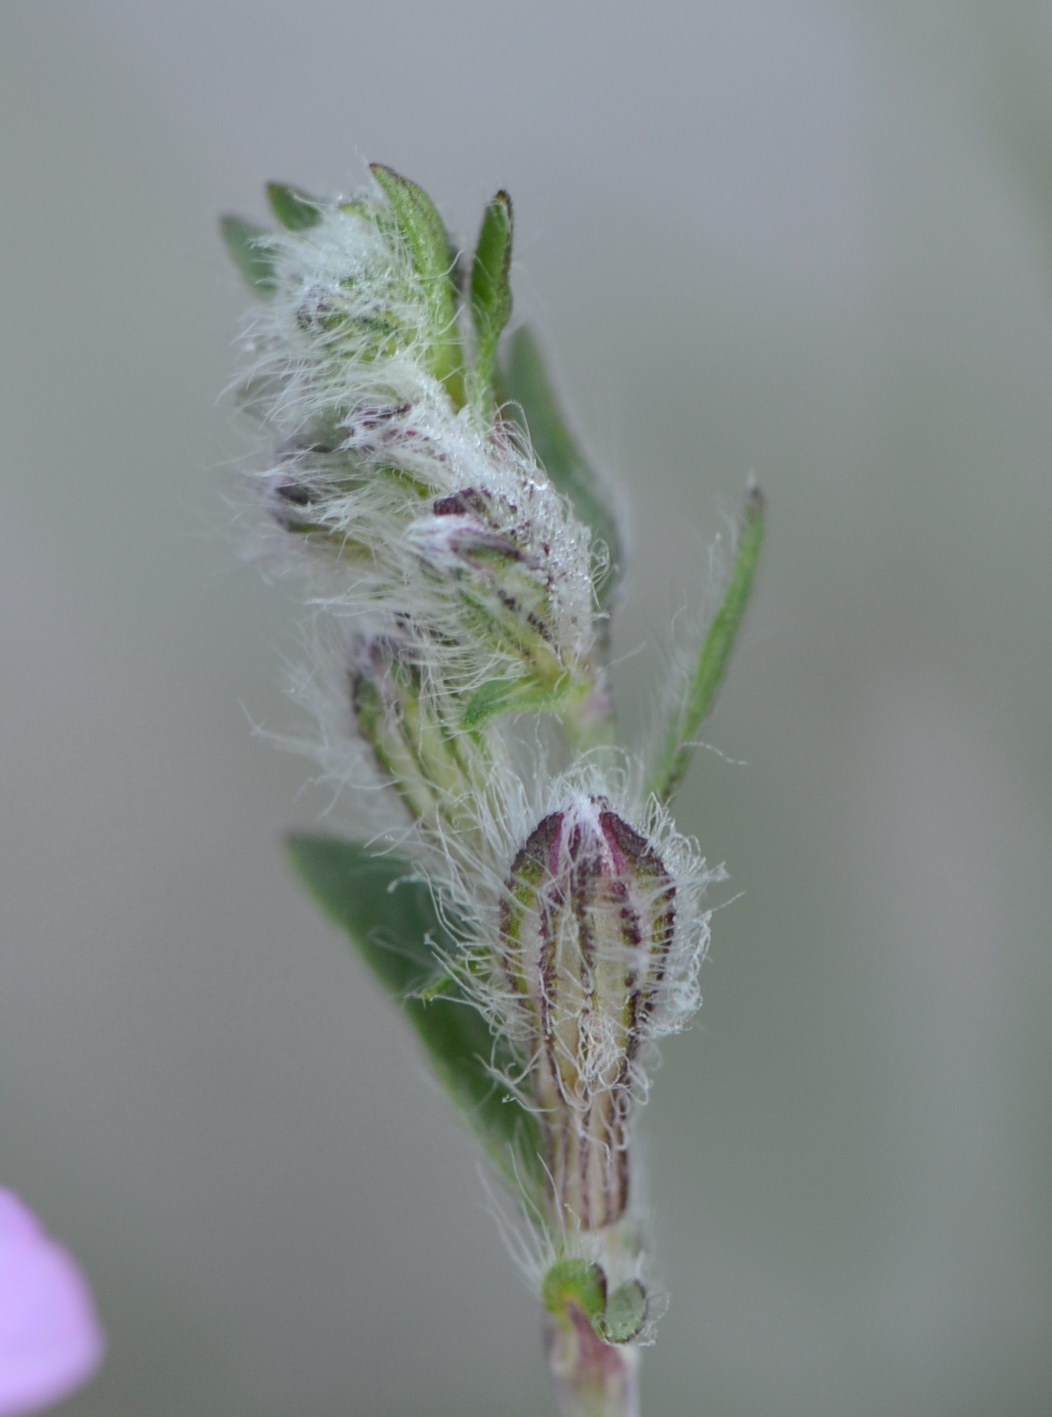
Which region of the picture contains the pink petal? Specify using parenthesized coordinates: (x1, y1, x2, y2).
(0, 1191, 104, 1416)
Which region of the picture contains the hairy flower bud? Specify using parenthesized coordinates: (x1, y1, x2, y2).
(350, 633, 483, 832)
(500, 797, 677, 1231)
(408, 486, 592, 697)
(248, 171, 464, 426)
(230, 171, 606, 744)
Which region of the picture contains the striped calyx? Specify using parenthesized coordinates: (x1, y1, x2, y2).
(500, 797, 676, 1230)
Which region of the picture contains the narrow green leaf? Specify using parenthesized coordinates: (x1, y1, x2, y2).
(266, 181, 323, 231)
(286, 834, 543, 1188)
(600, 1280, 648, 1344)
(220, 215, 277, 293)
(369, 164, 452, 283)
(469, 191, 513, 408)
(502, 326, 623, 603)
(369, 163, 464, 402)
(461, 675, 571, 730)
(648, 485, 766, 802)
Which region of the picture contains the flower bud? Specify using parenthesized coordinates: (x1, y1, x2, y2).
(351, 633, 481, 831)
(500, 797, 676, 1230)
(247, 170, 465, 435)
(408, 486, 591, 699)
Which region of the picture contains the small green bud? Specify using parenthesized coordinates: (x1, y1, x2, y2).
(600, 1279, 647, 1345)
(542, 1258, 608, 1331)
(542, 1260, 648, 1347)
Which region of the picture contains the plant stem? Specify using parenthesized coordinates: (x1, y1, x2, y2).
(545, 1310, 640, 1417)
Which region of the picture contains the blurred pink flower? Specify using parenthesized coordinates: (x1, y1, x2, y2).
(0, 1191, 104, 1416)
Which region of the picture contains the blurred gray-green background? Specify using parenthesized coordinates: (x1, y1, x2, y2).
(2, 3, 1050, 1414)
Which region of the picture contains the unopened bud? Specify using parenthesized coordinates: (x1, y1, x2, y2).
(408, 487, 587, 698)
(351, 634, 481, 829)
(500, 797, 676, 1230)
(290, 171, 462, 398)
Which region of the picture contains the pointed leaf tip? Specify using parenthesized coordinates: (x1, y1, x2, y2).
(220, 215, 277, 293)
(468, 191, 514, 412)
(368, 163, 452, 279)
(266, 181, 324, 231)
(368, 163, 464, 402)
(647, 481, 765, 801)
(542, 1261, 648, 1345)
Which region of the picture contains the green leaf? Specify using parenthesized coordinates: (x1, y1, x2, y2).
(286, 834, 543, 1189)
(600, 1280, 648, 1344)
(266, 181, 323, 231)
(502, 326, 623, 604)
(287, 834, 439, 990)
(369, 164, 452, 284)
(220, 215, 277, 293)
(469, 191, 513, 408)
(461, 675, 571, 731)
(369, 163, 464, 403)
(647, 485, 766, 802)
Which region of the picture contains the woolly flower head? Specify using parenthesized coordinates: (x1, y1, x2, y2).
(244, 195, 456, 431)
(228, 169, 602, 728)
